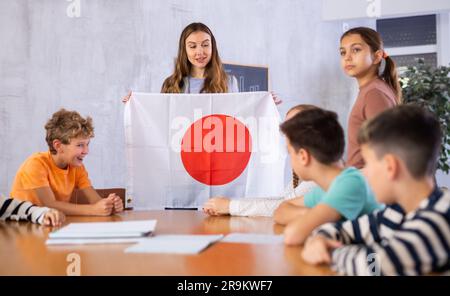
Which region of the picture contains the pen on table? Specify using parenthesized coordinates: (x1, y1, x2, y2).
(164, 207, 199, 210)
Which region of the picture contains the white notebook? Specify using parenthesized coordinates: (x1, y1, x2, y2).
(46, 237, 147, 245)
(48, 220, 157, 239)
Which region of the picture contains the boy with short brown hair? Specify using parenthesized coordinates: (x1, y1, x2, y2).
(302, 105, 450, 275)
(10, 109, 123, 216)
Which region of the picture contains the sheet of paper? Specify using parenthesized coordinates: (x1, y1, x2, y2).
(150, 234, 223, 243)
(49, 220, 157, 239)
(125, 234, 223, 254)
(46, 237, 147, 245)
(221, 233, 284, 244)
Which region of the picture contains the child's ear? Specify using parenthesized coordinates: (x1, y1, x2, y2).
(52, 139, 62, 152)
(384, 154, 399, 180)
(373, 49, 383, 65)
(299, 148, 310, 166)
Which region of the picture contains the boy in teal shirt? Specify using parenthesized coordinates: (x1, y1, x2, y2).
(303, 167, 380, 221)
(274, 108, 381, 245)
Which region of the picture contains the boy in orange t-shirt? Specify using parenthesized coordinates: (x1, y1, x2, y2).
(10, 109, 123, 216)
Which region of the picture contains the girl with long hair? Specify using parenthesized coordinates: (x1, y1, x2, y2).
(340, 27, 401, 168)
(122, 22, 238, 102)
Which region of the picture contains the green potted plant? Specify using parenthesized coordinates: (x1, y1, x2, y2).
(400, 59, 450, 175)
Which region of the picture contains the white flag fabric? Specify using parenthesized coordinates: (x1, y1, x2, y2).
(124, 92, 286, 210)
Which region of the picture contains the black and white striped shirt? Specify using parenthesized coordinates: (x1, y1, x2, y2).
(0, 195, 49, 224)
(314, 188, 450, 275)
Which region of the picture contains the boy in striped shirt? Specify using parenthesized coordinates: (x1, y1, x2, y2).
(0, 195, 65, 226)
(302, 105, 450, 275)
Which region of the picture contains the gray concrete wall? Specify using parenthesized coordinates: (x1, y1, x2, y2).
(323, 0, 450, 20)
(1, 0, 447, 194)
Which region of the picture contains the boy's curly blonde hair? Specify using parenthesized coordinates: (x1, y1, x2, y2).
(45, 109, 94, 154)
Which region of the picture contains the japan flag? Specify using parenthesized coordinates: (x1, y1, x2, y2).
(124, 92, 286, 209)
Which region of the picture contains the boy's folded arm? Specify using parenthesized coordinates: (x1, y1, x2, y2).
(286, 196, 305, 206)
(0, 195, 49, 224)
(34, 187, 94, 216)
(77, 186, 102, 204)
(313, 210, 383, 245)
(284, 204, 341, 245)
(273, 198, 308, 225)
(331, 236, 422, 276)
(331, 215, 450, 276)
(312, 223, 348, 242)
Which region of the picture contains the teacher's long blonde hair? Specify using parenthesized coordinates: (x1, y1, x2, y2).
(161, 22, 229, 93)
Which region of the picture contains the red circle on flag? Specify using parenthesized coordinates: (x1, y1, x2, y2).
(180, 114, 252, 186)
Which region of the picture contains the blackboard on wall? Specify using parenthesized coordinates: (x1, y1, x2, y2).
(223, 63, 269, 92)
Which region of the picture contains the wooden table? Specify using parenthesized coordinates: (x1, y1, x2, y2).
(0, 210, 334, 275)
